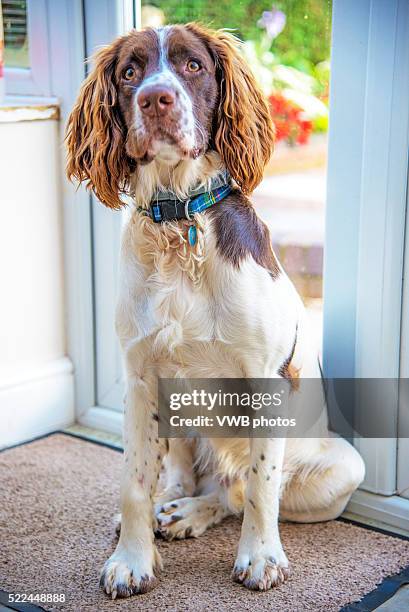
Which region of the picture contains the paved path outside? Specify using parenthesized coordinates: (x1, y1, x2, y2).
(253, 168, 326, 247)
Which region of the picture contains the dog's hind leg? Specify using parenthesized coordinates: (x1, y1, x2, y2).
(156, 477, 237, 539)
(154, 439, 196, 514)
(280, 435, 365, 523)
(156, 492, 229, 539)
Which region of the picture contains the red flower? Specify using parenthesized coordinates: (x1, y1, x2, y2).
(268, 93, 312, 146)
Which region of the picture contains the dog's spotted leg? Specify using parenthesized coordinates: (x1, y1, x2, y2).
(100, 374, 166, 599)
(233, 437, 290, 591)
(114, 437, 194, 535)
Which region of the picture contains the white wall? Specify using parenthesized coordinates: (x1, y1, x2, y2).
(0, 113, 75, 447)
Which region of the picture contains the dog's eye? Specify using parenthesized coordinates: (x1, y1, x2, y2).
(123, 67, 135, 80)
(186, 60, 201, 73)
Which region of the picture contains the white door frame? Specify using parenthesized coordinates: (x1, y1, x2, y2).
(67, 0, 138, 435)
(398, 172, 409, 501)
(323, 0, 409, 529)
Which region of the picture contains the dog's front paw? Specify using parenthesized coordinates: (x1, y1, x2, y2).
(100, 550, 159, 599)
(232, 545, 290, 591)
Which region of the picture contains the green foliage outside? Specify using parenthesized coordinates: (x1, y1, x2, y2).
(143, 0, 332, 70)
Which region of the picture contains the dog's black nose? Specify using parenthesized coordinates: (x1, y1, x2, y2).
(137, 85, 176, 117)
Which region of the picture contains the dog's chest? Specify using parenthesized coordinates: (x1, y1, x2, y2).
(116, 214, 299, 376)
(117, 217, 218, 349)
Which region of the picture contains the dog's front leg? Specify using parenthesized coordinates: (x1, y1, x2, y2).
(233, 437, 290, 590)
(100, 374, 165, 599)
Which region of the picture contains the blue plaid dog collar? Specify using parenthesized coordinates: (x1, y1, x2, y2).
(138, 172, 232, 225)
(150, 182, 232, 224)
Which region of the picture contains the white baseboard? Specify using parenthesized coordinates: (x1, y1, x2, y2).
(345, 489, 409, 534)
(78, 405, 123, 436)
(0, 357, 75, 449)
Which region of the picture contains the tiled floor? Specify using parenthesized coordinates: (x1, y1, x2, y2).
(64, 423, 122, 449)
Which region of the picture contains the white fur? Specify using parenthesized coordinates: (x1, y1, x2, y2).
(133, 27, 196, 162)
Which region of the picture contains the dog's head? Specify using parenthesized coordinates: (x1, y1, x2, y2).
(66, 24, 275, 209)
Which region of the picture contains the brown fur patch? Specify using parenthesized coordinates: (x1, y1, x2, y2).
(65, 36, 137, 209)
(185, 23, 275, 194)
(209, 190, 280, 277)
(278, 327, 300, 390)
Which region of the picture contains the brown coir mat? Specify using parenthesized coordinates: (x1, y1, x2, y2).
(1, 433, 409, 612)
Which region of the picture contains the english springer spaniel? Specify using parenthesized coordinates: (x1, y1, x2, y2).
(66, 23, 365, 599)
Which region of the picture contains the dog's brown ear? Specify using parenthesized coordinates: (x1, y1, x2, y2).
(186, 24, 275, 195)
(66, 42, 132, 210)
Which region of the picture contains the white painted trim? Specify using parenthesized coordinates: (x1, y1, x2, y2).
(354, 3, 409, 381)
(5, 0, 51, 97)
(323, 0, 371, 379)
(93, 202, 123, 409)
(346, 490, 409, 534)
(118, 0, 137, 32)
(0, 358, 75, 449)
(79, 406, 123, 437)
(46, 0, 96, 417)
(0, 357, 72, 391)
(351, 1, 409, 494)
(355, 1, 409, 496)
(134, 0, 142, 29)
(2, 95, 59, 106)
(0, 105, 59, 123)
(398, 93, 409, 501)
(46, 0, 138, 423)
(324, 0, 409, 495)
(84, 0, 137, 414)
(397, 437, 409, 500)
